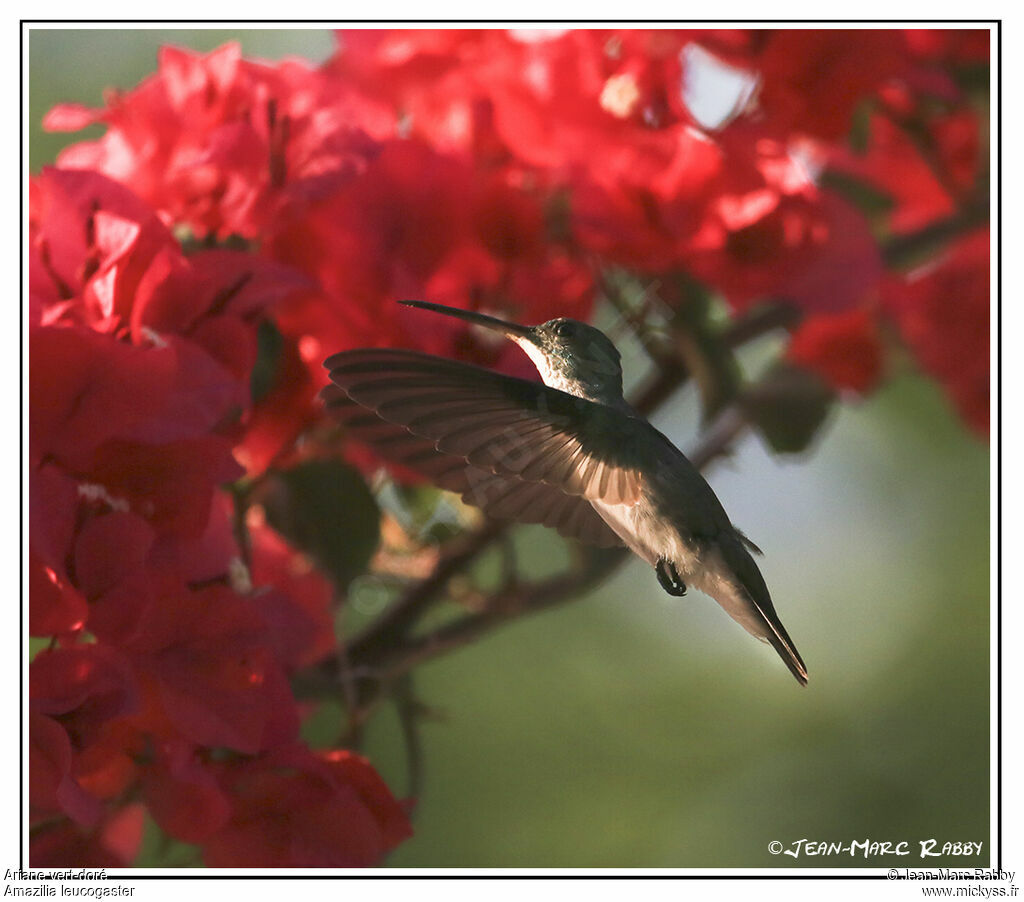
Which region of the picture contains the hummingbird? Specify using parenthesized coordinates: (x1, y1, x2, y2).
(322, 301, 808, 685)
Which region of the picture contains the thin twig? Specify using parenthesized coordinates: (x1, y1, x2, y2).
(346, 520, 506, 665)
(721, 302, 801, 348)
(392, 674, 425, 802)
(882, 201, 989, 269)
(366, 557, 624, 680)
(332, 593, 363, 747)
(688, 404, 750, 470)
(599, 268, 675, 366)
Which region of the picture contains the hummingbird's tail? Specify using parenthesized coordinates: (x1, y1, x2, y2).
(744, 593, 808, 687)
(696, 540, 809, 686)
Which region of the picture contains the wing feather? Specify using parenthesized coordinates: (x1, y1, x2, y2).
(324, 349, 644, 505)
(321, 380, 623, 548)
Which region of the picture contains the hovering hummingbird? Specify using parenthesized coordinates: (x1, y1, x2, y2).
(322, 301, 808, 685)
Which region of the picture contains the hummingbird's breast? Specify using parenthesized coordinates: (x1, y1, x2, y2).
(590, 492, 704, 575)
(584, 416, 712, 576)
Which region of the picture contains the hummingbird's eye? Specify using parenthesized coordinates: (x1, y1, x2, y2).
(553, 320, 577, 338)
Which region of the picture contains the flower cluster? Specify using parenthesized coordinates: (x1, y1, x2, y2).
(29, 168, 409, 866)
(31, 28, 989, 867)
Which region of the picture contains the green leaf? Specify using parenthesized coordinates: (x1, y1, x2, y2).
(953, 62, 991, 94)
(387, 483, 465, 542)
(135, 814, 203, 868)
(263, 459, 381, 588)
(819, 169, 895, 220)
(740, 363, 836, 454)
(667, 276, 742, 423)
(250, 319, 285, 403)
(176, 229, 252, 256)
(545, 188, 573, 244)
(847, 98, 875, 155)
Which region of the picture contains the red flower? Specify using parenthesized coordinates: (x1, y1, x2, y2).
(485, 31, 721, 199)
(126, 584, 299, 754)
(30, 713, 103, 827)
(233, 328, 322, 474)
(31, 646, 138, 738)
(31, 325, 242, 469)
(30, 646, 141, 821)
(902, 28, 990, 64)
(140, 740, 232, 843)
(882, 228, 990, 434)
(570, 179, 683, 272)
(45, 44, 377, 239)
(87, 436, 242, 538)
(930, 109, 983, 196)
(72, 511, 156, 644)
(31, 28, 987, 866)
(828, 113, 959, 234)
(248, 524, 337, 670)
(30, 806, 145, 868)
(265, 140, 469, 355)
(29, 168, 176, 329)
(148, 491, 244, 589)
(267, 139, 594, 359)
(684, 188, 882, 315)
(203, 746, 412, 867)
(328, 29, 496, 152)
(787, 308, 884, 394)
(748, 30, 908, 141)
(29, 549, 88, 637)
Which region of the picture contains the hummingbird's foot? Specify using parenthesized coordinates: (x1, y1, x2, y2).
(656, 558, 687, 597)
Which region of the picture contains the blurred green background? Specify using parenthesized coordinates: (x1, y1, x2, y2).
(28, 28, 991, 868)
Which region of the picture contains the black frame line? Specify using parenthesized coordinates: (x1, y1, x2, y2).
(19, 17, 1002, 879)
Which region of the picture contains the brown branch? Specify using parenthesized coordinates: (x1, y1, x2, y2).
(882, 202, 989, 269)
(392, 674, 426, 802)
(627, 301, 800, 415)
(367, 553, 627, 680)
(344, 519, 507, 666)
(598, 268, 676, 367)
(721, 301, 801, 348)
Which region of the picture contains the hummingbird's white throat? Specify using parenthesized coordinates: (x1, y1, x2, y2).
(514, 338, 569, 392)
(512, 334, 625, 408)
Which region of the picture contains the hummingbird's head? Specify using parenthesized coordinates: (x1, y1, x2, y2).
(526, 317, 624, 403)
(399, 301, 625, 405)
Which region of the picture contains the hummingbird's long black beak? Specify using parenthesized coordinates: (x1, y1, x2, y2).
(399, 300, 534, 340)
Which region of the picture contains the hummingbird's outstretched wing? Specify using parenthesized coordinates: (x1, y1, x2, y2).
(321, 383, 624, 548)
(323, 349, 647, 506)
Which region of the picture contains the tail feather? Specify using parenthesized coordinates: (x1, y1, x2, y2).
(691, 540, 809, 686)
(716, 580, 808, 686)
(748, 597, 808, 686)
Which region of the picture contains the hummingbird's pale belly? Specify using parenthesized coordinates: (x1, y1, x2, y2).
(589, 497, 774, 643)
(590, 498, 693, 569)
